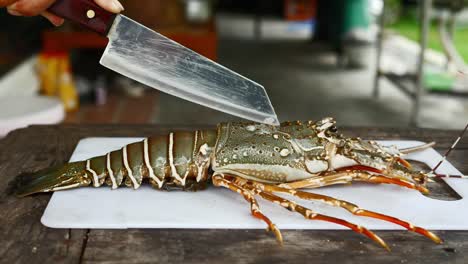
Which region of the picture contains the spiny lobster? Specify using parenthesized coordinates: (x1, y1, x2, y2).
(14, 118, 468, 251)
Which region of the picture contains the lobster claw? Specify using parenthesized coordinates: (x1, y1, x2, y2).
(13, 162, 91, 197)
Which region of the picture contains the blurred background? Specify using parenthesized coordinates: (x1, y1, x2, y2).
(1, 0, 467, 137)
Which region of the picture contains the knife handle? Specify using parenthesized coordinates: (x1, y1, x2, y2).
(48, 0, 117, 36)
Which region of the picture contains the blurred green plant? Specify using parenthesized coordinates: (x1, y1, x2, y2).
(382, 0, 402, 26)
(388, 7, 468, 62)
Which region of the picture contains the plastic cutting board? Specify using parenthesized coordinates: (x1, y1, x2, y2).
(41, 138, 466, 230)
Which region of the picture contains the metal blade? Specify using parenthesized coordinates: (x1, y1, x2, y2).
(100, 15, 279, 125)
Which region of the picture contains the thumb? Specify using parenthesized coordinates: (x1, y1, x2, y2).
(41, 11, 64, 26)
(94, 0, 124, 13)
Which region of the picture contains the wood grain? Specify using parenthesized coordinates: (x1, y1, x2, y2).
(1, 124, 467, 264)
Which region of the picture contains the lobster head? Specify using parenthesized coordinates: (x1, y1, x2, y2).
(213, 118, 428, 187)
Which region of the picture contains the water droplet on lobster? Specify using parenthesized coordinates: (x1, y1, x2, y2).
(280, 149, 290, 157)
(246, 125, 256, 132)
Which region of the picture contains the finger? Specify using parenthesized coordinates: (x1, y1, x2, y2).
(7, 5, 22, 16)
(41, 11, 64, 26)
(0, 0, 18, 8)
(94, 0, 124, 13)
(6, 0, 55, 16)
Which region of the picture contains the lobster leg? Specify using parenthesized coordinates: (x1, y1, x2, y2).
(399, 142, 435, 154)
(278, 171, 428, 193)
(239, 179, 441, 244)
(212, 174, 283, 243)
(247, 186, 390, 251)
(363, 174, 429, 193)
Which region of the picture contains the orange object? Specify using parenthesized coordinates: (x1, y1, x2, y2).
(285, 0, 317, 21)
(56, 54, 79, 112)
(37, 52, 60, 96)
(37, 51, 79, 112)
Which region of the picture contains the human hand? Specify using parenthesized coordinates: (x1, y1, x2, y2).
(0, 0, 124, 26)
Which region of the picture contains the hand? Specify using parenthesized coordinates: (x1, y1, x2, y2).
(0, 0, 124, 26)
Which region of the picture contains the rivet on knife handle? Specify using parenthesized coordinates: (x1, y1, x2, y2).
(48, 0, 116, 35)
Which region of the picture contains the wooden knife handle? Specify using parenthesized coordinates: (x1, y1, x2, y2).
(48, 0, 117, 35)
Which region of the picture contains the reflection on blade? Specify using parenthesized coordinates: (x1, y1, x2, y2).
(100, 15, 279, 125)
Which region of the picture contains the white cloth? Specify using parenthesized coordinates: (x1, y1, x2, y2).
(0, 96, 64, 137)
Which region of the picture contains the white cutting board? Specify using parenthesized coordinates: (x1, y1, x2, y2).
(42, 138, 466, 230)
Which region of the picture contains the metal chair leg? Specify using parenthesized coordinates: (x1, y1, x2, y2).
(373, 2, 386, 98)
(411, 0, 432, 127)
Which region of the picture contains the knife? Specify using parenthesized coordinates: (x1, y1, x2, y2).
(47, 0, 279, 125)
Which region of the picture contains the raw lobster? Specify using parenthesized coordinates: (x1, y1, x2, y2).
(15, 117, 456, 250)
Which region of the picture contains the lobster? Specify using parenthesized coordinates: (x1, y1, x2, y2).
(13, 117, 467, 251)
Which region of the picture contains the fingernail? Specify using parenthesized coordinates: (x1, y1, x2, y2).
(52, 18, 65, 27)
(7, 6, 22, 16)
(112, 0, 124, 12)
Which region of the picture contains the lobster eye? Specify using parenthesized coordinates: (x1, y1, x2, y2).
(329, 126, 338, 133)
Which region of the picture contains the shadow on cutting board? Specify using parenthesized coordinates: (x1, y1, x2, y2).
(409, 160, 462, 201)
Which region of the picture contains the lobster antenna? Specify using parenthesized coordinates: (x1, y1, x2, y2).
(431, 121, 468, 178)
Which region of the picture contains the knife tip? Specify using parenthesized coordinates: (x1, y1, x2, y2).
(264, 117, 280, 126)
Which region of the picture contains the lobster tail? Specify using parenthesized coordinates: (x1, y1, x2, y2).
(12, 129, 218, 197)
(13, 162, 92, 197)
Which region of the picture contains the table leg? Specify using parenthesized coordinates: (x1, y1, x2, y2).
(411, 0, 432, 126)
(373, 1, 386, 98)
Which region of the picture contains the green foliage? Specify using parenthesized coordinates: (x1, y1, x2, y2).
(388, 13, 468, 62)
(383, 0, 402, 25)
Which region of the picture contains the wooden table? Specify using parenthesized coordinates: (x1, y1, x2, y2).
(1, 125, 467, 263)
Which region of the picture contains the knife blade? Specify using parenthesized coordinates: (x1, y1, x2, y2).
(48, 0, 279, 125)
